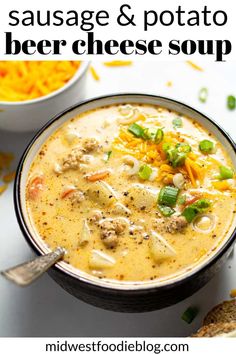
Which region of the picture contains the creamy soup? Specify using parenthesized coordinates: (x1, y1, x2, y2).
(26, 104, 236, 282)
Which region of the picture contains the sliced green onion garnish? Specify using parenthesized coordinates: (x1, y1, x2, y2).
(143, 127, 157, 140)
(158, 186, 179, 207)
(227, 95, 236, 110)
(104, 151, 112, 162)
(172, 152, 186, 168)
(181, 307, 199, 324)
(176, 143, 191, 153)
(182, 199, 211, 223)
(138, 164, 152, 180)
(182, 206, 198, 223)
(128, 123, 144, 138)
(172, 116, 183, 129)
(166, 148, 186, 168)
(193, 199, 211, 210)
(158, 205, 175, 217)
(162, 142, 172, 152)
(128, 124, 164, 144)
(199, 140, 215, 154)
(142, 127, 164, 144)
(178, 195, 186, 205)
(163, 143, 191, 168)
(165, 146, 177, 163)
(155, 128, 164, 144)
(199, 87, 208, 103)
(219, 165, 234, 180)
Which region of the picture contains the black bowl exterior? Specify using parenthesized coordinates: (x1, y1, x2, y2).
(14, 93, 236, 313)
(47, 243, 234, 312)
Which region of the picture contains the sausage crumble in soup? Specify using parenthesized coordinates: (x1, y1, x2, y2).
(26, 104, 236, 282)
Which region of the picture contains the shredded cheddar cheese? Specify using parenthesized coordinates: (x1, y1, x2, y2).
(185, 158, 197, 188)
(212, 180, 231, 191)
(90, 65, 100, 81)
(0, 151, 15, 196)
(0, 151, 14, 172)
(186, 60, 203, 72)
(103, 61, 132, 67)
(230, 289, 236, 298)
(3, 171, 16, 183)
(113, 116, 207, 187)
(166, 81, 173, 87)
(0, 61, 81, 102)
(0, 184, 8, 195)
(113, 127, 164, 166)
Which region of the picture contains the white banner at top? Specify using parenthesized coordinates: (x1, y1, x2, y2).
(0, 0, 235, 61)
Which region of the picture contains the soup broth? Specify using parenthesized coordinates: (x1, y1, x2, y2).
(26, 104, 236, 282)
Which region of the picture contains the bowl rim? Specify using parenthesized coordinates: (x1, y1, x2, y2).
(0, 61, 90, 106)
(14, 93, 236, 292)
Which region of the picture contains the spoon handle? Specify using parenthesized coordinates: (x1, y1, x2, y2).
(1, 247, 65, 286)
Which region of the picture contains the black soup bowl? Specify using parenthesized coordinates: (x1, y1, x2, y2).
(14, 94, 236, 312)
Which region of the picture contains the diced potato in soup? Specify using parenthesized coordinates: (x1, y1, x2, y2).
(26, 104, 236, 282)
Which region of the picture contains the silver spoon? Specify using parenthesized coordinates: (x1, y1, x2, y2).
(1, 247, 65, 286)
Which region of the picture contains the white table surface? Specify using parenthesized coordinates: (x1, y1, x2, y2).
(0, 61, 235, 337)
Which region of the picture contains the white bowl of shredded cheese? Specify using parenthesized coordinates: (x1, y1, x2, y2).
(0, 61, 89, 132)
